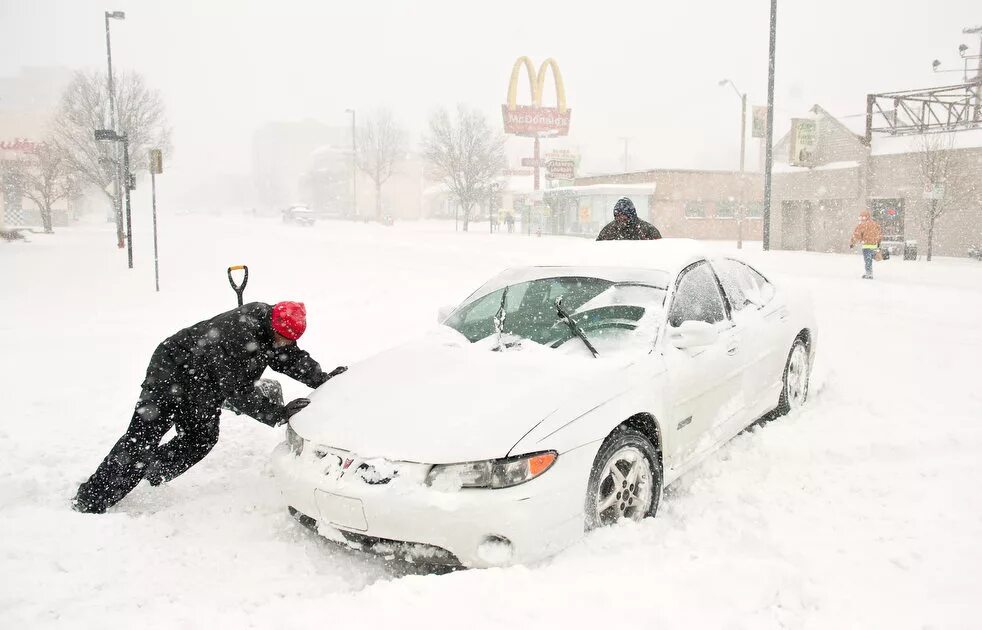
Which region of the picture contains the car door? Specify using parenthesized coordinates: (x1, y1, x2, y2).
(742, 265, 791, 409)
(661, 261, 743, 469)
(711, 258, 776, 424)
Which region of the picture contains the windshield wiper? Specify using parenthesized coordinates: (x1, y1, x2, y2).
(492, 286, 508, 351)
(555, 297, 599, 358)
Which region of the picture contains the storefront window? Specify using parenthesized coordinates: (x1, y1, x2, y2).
(685, 201, 707, 218)
(716, 201, 737, 218)
(745, 202, 763, 218)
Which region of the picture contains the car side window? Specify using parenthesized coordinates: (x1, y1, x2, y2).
(744, 266, 776, 307)
(712, 259, 776, 310)
(667, 263, 727, 327)
(712, 259, 754, 311)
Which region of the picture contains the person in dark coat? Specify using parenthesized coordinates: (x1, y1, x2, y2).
(596, 197, 662, 241)
(72, 301, 345, 514)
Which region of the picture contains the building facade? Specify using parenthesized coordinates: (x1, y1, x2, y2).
(768, 105, 982, 257)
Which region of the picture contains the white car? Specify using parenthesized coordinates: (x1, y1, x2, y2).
(273, 240, 816, 568)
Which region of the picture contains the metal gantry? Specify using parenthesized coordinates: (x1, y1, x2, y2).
(865, 80, 982, 141)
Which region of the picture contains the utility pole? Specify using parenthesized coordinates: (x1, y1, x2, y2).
(104, 10, 125, 249)
(762, 0, 777, 251)
(619, 137, 630, 172)
(346, 109, 357, 217)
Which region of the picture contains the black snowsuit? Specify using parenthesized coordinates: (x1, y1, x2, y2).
(74, 302, 332, 513)
(596, 218, 662, 241)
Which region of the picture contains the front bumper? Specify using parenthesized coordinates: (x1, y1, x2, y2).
(271, 442, 594, 568)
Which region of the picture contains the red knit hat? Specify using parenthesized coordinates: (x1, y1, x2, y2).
(271, 301, 307, 340)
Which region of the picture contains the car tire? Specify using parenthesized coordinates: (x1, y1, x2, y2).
(585, 426, 662, 531)
(777, 337, 810, 415)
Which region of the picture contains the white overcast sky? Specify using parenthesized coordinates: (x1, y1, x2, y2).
(1, 0, 979, 189)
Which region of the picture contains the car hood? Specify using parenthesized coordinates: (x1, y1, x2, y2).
(290, 328, 633, 464)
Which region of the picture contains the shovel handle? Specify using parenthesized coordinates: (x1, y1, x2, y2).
(227, 265, 249, 306)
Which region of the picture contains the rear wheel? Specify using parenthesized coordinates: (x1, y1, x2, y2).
(777, 338, 810, 415)
(585, 427, 662, 530)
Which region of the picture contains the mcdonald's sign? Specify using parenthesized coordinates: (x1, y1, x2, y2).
(502, 57, 571, 137)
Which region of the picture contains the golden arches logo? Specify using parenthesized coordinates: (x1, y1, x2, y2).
(502, 56, 571, 138)
(506, 56, 568, 114)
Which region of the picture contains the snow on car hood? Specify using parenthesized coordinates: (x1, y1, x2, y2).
(290, 327, 633, 464)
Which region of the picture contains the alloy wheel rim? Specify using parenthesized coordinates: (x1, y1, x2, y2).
(786, 343, 809, 409)
(596, 446, 653, 526)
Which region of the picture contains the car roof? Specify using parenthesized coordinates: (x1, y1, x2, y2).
(512, 238, 708, 276)
(465, 239, 711, 302)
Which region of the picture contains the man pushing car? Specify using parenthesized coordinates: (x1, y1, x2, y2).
(72, 301, 345, 514)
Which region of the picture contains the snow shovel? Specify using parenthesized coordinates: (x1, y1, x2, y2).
(227, 265, 249, 306)
(221, 263, 285, 414)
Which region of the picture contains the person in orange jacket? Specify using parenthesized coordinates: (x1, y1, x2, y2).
(850, 210, 882, 279)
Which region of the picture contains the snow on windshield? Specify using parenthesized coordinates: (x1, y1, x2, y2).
(444, 276, 666, 353)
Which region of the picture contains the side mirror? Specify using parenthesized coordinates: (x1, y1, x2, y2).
(668, 320, 719, 349)
(437, 305, 455, 324)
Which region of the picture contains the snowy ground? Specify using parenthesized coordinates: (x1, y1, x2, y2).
(2, 215, 981, 629)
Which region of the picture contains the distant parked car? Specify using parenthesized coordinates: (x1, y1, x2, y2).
(282, 205, 315, 227)
(273, 239, 818, 568)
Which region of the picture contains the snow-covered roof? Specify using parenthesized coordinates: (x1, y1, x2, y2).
(544, 183, 658, 195)
(871, 128, 982, 156)
(772, 160, 860, 174)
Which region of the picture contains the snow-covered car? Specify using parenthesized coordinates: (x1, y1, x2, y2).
(272, 240, 817, 568)
(282, 205, 315, 226)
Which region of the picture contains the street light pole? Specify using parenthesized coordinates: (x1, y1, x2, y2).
(762, 0, 777, 251)
(718, 80, 747, 172)
(346, 109, 357, 218)
(104, 11, 125, 249)
(719, 79, 748, 249)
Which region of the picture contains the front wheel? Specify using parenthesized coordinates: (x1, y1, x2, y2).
(777, 338, 810, 415)
(585, 427, 662, 530)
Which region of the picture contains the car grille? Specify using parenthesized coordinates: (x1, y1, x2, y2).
(288, 507, 460, 567)
(310, 446, 399, 485)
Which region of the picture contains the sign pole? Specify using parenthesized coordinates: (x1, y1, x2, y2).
(151, 170, 159, 291)
(148, 148, 163, 292)
(122, 136, 133, 268)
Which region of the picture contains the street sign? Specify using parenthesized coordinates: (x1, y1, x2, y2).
(922, 183, 944, 200)
(521, 158, 544, 168)
(544, 150, 577, 181)
(502, 168, 533, 177)
(752, 106, 767, 138)
(149, 149, 163, 174)
(545, 161, 575, 180)
(789, 118, 819, 166)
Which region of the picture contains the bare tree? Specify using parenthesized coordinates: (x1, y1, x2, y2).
(6, 143, 78, 233)
(357, 109, 407, 221)
(915, 133, 968, 261)
(50, 70, 171, 243)
(422, 105, 506, 231)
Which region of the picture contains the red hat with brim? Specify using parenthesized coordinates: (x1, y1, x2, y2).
(271, 301, 306, 340)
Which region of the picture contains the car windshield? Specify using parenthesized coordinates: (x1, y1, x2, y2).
(444, 276, 667, 354)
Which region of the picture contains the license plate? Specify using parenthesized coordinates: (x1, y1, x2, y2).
(314, 490, 368, 532)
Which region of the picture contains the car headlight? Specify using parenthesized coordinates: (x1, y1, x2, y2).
(285, 424, 304, 455)
(426, 451, 557, 490)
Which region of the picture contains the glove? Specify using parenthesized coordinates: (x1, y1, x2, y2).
(284, 398, 311, 418)
(326, 366, 347, 380)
